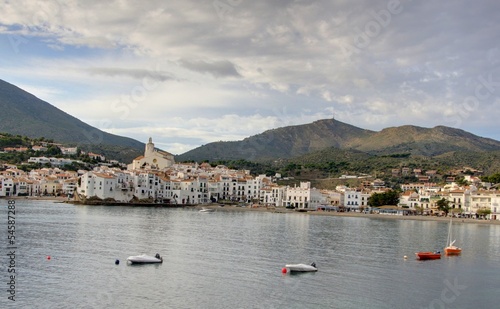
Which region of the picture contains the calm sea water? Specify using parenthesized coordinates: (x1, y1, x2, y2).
(2, 200, 500, 309)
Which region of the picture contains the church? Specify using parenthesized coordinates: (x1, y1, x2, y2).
(127, 137, 175, 170)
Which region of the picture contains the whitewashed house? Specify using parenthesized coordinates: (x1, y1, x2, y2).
(283, 182, 324, 210)
(343, 188, 370, 211)
(0, 177, 14, 197)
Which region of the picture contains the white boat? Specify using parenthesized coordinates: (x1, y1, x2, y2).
(127, 253, 163, 264)
(199, 207, 215, 213)
(285, 262, 317, 272)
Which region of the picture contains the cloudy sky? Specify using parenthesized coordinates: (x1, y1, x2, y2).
(1, 0, 499, 154)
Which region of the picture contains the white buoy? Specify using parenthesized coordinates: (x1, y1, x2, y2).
(404, 255, 408, 259)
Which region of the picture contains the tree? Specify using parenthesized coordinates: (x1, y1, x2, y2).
(483, 173, 500, 184)
(368, 190, 400, 207)
(436, 198, 451, 215)
(414, 205, 424, 215)
(476, 208, 491, 219)
(455, 176, 468, 186)
(46, 145, 62, 156)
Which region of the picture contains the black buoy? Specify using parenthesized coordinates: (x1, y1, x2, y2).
(115, 259, 120, 265)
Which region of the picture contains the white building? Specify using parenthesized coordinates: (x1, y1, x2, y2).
(0, 177, 14, 197)
(62, 179, 78, 196)
(491, 193, 500, 221)
(343, 188, 371, 211)
(282, 182, 324, 210)
(60, 147, 78, 155)
(128, 138, 175, 171)
(260, 184, 285, 206)
(78, 172, 121, 201)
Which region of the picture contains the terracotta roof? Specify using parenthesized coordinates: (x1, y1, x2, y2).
(93, 173, 116, 179)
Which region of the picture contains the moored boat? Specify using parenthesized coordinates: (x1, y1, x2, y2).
(444, 244, 462, 255)
(284, 262, 318, 272)
(199, 207, 215, 213)
(415, 251, 441, 260)
(444, 217, 462, 255)
(127, 253, 163, 264)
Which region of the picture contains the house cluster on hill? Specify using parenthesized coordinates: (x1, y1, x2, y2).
(1, 142, 77, 154)
(1, 141, 106, 161)
(397, 180, 500, 219)
(2, 138, 499, 221)
(73, 139, 500, 220)
(73, 161, 499, 220)
(0, 164, 78, 197)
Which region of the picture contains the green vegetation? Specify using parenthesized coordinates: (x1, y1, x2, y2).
(367, 190, 400, 207)
(436, 198, 451, 215)
(476, 208, 492, 218)
(0, 78, 144, 162)
(481, 173, 500, 184)
(0, 133, 98, 171)
(0, 133, 29, 148)
(177, 117, 500, 165)
(0, 130, 143, 167)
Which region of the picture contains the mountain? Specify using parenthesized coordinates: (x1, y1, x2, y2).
(346, 125, 500, 156)
(0, 79, 143, 162)
(177, 118, 374, 162)
(177, 118, 500, 162)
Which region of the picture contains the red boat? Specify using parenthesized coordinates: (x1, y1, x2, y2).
(444, 245, 462, 255)
(415, 251, 441, 260)
(444, 218, 462, 255)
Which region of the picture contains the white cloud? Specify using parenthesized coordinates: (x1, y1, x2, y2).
(1, 0, 500, 154)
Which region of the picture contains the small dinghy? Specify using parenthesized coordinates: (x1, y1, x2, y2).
(415, 251, 441, 260)
(127, 253, 163, 264)
(199, 207, 215, 213)
(283, 262, 317, 273)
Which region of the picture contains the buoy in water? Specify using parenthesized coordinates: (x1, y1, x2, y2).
(47, 255, 51, 260)
(115, 259, 120, 265)
(404, 255, 408, 259)
(281, 267, 287, 274)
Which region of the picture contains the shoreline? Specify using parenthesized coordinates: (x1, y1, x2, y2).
(3, 196, 67, 201)
(4, 197, 499, 225)
(196, 204, 500, 226)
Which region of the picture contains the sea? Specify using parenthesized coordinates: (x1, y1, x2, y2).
(2, 200, 500, 309)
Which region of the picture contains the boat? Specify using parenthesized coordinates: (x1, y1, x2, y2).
(127, 253, 163, 264)
(284, 262, 318, 272)
(444, 217, 462, 255)
(199, 207, 215, 213)
(415, 251, 441, 260)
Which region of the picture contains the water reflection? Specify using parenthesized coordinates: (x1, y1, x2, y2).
(10, 201, 500, 308)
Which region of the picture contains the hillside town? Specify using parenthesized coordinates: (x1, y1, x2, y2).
(1, 138, 499, 221)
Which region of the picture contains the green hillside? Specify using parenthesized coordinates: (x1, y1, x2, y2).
(0, 79, 143, 162)
(178, 118, 500, 164)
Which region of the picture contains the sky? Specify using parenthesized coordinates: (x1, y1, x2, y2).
(1, 0, 499, 155)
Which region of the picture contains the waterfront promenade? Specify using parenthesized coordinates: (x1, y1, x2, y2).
(5, 196, 499, 225)
(196, 204, 500, 225)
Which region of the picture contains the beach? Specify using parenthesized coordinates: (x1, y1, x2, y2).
(196, 204, 500, 225)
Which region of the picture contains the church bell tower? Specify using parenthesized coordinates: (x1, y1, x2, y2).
(145, 137, 155, 155)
